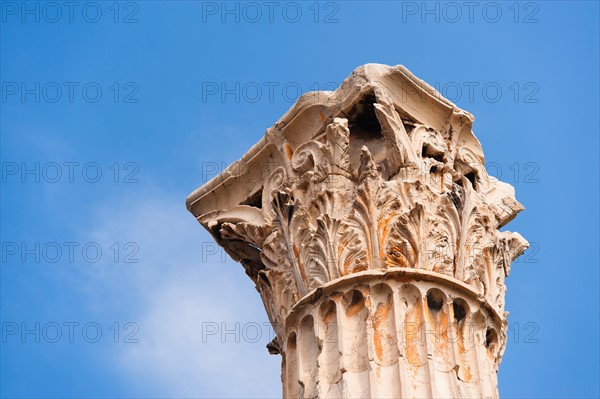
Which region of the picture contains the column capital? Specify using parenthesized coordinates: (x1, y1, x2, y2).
(186, 63, 528, 356)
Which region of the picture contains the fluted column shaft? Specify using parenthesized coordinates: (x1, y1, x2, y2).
(282, 269, 502, 399)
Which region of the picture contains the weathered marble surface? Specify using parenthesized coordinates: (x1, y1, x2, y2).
(187, 64, 528, 398)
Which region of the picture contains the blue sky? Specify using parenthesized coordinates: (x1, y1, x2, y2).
(1, 1, 598, 398)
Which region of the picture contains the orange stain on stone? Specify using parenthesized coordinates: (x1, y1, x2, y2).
(293, 245, 308, 282)
(345, 297, 365, 318)
(284, 143, 293, 160)
(372, 301, 391, 360)
(462, 364, 472, 382)
(405, 301, 423, 366)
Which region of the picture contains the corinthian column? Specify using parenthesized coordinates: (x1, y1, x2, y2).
(186, 64, 528, 399)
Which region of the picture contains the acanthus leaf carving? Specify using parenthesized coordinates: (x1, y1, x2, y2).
(188, 65, 529, 399)
(191, 65, 528, 325)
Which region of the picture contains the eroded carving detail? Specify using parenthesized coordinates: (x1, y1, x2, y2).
(187, 64, 528, 398)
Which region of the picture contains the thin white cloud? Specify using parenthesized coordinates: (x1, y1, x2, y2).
(77, 190, 281, 398)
